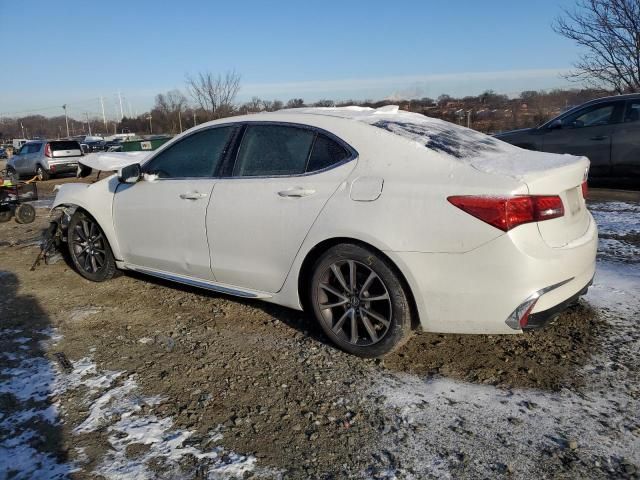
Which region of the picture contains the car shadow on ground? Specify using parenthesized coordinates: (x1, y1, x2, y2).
(121, 269, 608, 392)
(0, 270, 73, 477)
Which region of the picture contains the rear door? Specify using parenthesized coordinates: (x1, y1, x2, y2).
(611, 99, 640, 177)
(20, 143, 42, 174)
(541, 101, 623, 177)
(13, 144, 32, 173)
(206, 123, 357, 293)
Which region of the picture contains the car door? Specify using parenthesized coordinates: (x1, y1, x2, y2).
(611, 99, 640, 178)
(541, 101, 623, 177)
(207, 123, 357, 293)
(112, 125, 237, 279)
(14, 144, 35, 174)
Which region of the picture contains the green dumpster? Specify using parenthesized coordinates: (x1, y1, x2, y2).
(121, 136, 172, 152)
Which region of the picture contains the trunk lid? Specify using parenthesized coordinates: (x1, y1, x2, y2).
(519, 154, 590, 248)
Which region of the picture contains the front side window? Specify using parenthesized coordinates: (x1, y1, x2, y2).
(233, 125, 315, 177)
(624, 101, 640, 123)
(564, 104, 615, 128)
(144, 126, 234, 178)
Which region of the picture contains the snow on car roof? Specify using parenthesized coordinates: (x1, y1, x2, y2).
(281, 105, 513, 159)
(280, 106, 584, 179)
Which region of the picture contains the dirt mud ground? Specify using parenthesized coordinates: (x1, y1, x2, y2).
(1, 174, 638, 479)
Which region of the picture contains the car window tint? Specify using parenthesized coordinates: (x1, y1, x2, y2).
(566, 104, 615, 128)
(233, 125, 314, 177)
(27, 144, 40, 154)
(51, 141, 81, 151)
(144, 126, 234, 178)
(306, 134, 351, 172)
(624, 101, 640, 123)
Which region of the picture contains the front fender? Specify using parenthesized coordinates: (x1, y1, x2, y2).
(52, 175, 122, 260)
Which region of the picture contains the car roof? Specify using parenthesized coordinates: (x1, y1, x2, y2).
(580, 93, 640, 107)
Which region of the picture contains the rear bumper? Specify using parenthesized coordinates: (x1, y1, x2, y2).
(386, 213, 598, 334)
(523, 277, 592, 330)
(45, 160, 79, 174)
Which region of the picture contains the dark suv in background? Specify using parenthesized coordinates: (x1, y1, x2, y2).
(495, 94, 640, 186)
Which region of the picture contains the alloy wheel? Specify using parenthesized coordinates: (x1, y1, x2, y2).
(71, 216, 107, 274)
(315, 259, 392, 346)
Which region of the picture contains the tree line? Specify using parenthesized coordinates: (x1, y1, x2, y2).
(1, 0, 637, 140)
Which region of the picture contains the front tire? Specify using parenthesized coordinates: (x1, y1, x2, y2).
(309, 243, 413, 358)
(68, 211, 116, 282)
(6, 166, 19, 183)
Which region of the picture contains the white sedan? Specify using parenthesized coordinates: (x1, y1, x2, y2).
(52, 106, 597, 357)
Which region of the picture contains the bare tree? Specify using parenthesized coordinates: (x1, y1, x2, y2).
(185, 70, 241, 119)
(286, 98, 305, 108)
(554, 0, 640, 93)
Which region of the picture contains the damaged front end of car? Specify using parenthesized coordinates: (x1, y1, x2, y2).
(31, 205, 77, 270)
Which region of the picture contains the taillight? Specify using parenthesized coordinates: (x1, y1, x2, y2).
(447, 195, 564, 232)
(44, 143, 52, 158)
(581, 181, 588, 199)
(582, 167, 589, 199)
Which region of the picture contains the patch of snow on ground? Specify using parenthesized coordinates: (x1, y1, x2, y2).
(1, 325, 258, 479)
(0, 327, 76, 479)
(372, 201, 640, 478)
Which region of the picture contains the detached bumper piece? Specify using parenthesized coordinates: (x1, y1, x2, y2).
(505, 277, 592, 331)
(523, 280, 592, 331)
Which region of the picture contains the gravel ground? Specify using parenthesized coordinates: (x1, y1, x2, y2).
(0, 178, 638, 479)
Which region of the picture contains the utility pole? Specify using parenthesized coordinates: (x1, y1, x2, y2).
(147, 115, 153, 134)
(466, 110, 471, 129)
(193, 111, 197, 126)
(62, 104, 70, 137)
(100, 96, 107, 131)
(178, 108, 182, 133)
(118, 90, 124, 120)
(85, 112, 92, 136)
(20, 122, 25, 138)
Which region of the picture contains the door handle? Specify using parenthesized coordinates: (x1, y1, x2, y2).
(590, 135, 608, 141)
(278, 187, 316, 198)
(179, 192, 208, 200)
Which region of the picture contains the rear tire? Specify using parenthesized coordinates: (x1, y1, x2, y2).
(15, 204, 36, 224)
(309, 243, 413, 358)
(36, 165, 50, 181)
(68, 211, 116, 282)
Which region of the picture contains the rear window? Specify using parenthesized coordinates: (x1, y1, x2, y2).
(50, 141, 81, 151)
(370, 120, 503, 159)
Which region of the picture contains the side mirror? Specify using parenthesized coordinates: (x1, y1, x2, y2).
(548, 119, 563, 130)
(118, 163, 142, 184)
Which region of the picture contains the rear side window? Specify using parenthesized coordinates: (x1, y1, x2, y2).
(51, 141, 81, 151)
(144, 126, 235, 178)
(233, 125, 314, 177)
(624, 101, 640, 123)
(27, 143, 42, 154)
(307, 134, 351, 172)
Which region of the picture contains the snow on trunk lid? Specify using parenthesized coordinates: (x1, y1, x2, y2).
(521, 155, 591, 248)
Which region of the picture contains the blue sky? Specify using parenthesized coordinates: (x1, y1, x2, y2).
(0, 0, 580, 119)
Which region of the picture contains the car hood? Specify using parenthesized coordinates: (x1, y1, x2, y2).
(493, 127, 536, 138)
(78, 151, 151, 172)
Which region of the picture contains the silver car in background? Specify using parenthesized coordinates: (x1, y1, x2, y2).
(7, 140, 83, 181)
